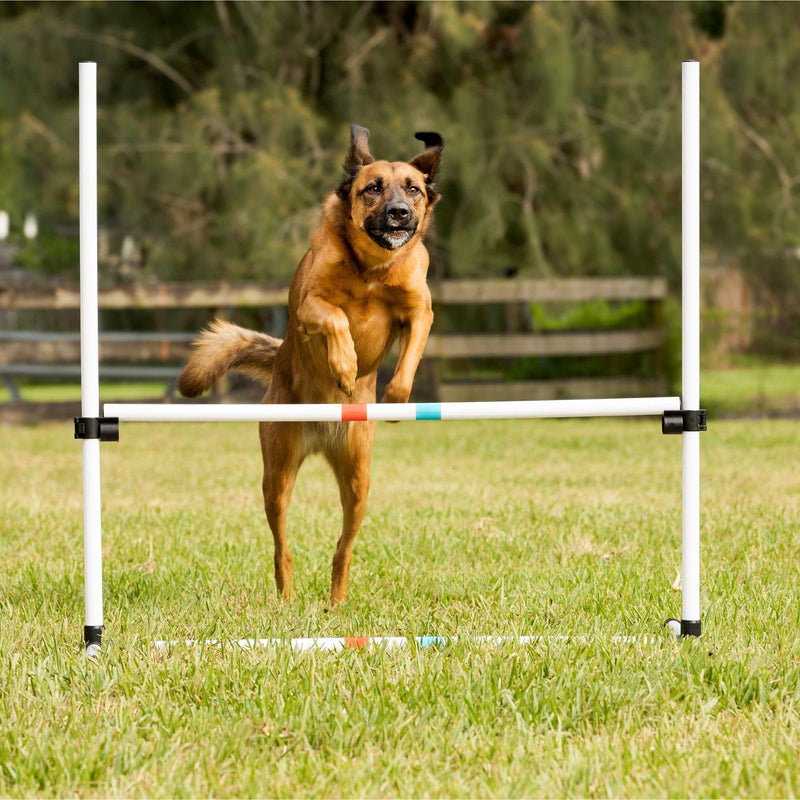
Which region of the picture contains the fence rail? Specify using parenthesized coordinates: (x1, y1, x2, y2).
(0, 277, 666, 310)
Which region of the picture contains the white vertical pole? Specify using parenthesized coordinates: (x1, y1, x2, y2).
(79, 62, 104, 654)
(681, 60, 701, 635)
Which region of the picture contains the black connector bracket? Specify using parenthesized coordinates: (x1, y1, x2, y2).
(662, 409, 707, 435)
(74, 416, 120, 442)
(84, 625, 104, 651)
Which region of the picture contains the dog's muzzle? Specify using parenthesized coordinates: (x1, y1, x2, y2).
(366, 202, 418, 250)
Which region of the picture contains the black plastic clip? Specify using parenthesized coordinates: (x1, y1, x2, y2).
(74, 416, 120, 442)
(662, 409, 707, 435)
(84, 624, 104, 651)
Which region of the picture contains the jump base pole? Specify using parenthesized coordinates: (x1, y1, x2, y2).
(153, 635, 662, 652)
(77, 61, 704, 654)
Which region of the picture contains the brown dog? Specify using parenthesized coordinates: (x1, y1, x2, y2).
(177, 125, 443, 606)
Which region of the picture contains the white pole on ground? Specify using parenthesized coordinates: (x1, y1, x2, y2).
(79, 62, 104, 655)
(681, 60, 701, 635)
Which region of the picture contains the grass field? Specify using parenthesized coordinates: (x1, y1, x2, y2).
(1, 415, 799, 798)
(701, 363, 800, 417)
(0, 381, 172, 404)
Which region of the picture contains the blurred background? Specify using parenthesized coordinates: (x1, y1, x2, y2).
(0, 1, 798, 418)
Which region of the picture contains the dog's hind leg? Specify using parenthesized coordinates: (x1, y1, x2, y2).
(326, 420, 376, 607)
(260, 421, 305, 601)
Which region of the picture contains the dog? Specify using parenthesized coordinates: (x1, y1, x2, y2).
(177, 125, 444, 606)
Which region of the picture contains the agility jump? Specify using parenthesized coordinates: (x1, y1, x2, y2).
(75, 61, 704, 655)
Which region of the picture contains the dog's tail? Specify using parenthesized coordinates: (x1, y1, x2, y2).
(177, 319, 282, 397)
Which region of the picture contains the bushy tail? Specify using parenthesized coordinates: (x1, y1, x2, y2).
(177, 319, 282, 397)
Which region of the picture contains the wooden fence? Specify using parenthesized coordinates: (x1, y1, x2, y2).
(1, 277, 668, 407)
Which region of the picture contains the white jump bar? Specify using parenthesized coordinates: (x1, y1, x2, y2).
(105, 396, 681, 424)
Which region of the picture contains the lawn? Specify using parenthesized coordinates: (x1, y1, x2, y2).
(0, 381, 172, 404)
(700, 363, 800, 417)
(1, 415, 799, 797)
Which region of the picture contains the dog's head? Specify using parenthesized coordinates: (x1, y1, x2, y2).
(336, 125, 444, 252)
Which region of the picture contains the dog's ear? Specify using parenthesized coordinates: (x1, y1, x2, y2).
(410, 131, 444, 204)
(336, 124, 374, 201)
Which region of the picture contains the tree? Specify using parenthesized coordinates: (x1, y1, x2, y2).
(0, 0, 797, 319)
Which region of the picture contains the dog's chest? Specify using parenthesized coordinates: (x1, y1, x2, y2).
(342, 281, 395, 324)
(343, 283, 402, 362)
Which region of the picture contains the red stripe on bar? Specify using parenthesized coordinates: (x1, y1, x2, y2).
(345, 637, 370, 650)
(341, 404, 368, 421)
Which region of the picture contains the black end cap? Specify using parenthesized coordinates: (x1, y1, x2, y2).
(662, 410, 684, 435)
(681, 619, 702, 638)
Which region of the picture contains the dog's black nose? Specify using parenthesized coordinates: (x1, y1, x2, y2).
(386, 202, 411, 224)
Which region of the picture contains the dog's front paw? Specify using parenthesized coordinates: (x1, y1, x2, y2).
(381, 379, 411, 405)
(334, 371, 356, 397)
(328, 343, 358, 397)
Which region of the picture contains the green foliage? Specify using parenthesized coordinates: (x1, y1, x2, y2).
(503, 300, 664, 383)
(0, 2, 798, 303)
(504, 352, 659, 384)
(15, 232, 80, 278)
(529, 299, 652, 332)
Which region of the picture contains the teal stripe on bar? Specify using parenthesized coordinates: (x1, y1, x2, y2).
(418, 636, 447, 648)
(415, 403, 442, 420)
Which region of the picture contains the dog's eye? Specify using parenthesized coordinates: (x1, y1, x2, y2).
(364, 183, 381, 195)
(407, 184, 421, 196)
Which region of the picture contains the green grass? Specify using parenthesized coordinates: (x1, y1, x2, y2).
(1, 417, 800, 797)
(701, 363, 800, 417)
(0, 381, 173, 404)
